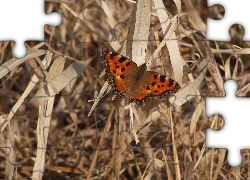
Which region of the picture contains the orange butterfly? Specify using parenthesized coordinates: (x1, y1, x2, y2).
(101, 50, 180, 105)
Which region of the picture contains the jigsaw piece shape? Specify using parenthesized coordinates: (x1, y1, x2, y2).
(206, 0, 250, 41)
(206, 80, 250, 167)
(0, 0, 61, 58)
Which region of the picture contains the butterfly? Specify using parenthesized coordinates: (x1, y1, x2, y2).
(101, 50, 181, 105)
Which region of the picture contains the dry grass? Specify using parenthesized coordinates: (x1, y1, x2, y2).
(0, 0, 250, 179)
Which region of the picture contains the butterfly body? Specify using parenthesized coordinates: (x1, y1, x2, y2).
(101, 50, 180, 105)
(122, 63, 147, 96)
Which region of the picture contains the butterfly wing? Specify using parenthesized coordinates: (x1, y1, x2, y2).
(101, 50, 138, 96)
(129, 72, 181, 104)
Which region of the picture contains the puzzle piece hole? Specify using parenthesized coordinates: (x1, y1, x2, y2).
(207, 2, 250, 42)
(227, 148, 243, 167)
(13, 41, 27, 59)
(206, 80, 250, 167)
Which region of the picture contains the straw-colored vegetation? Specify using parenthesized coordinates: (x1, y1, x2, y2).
(0, 0, 250, 179)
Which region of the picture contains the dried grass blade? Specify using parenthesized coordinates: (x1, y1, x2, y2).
(30, 61, 87, 107)
(141, 148, 162, 180)
(86, 106, 115, 180)
(148, 16, 177, 63)
(114, 123, 126, 180)
(225, 48, 250, 80)
(1, 52, 53, 133)
(48, 55, 65, 79)
(212, 149, 226, 180)
(161, 149, 173, 180)
(190, 98, 205, 135)
(186, 9, 206, 35)
(0, 49, 45, 79)
(5, 132, 15, 179)
(101, 1, 117, 30)
(154, 0, 183, 84)
(132, 0, 151, 66)
(169, 60, 207, 107)
(88, 80, 111, 117)
(169, 108, 181, 180)
(32, 97, 55, 179)
(173, 0, 181, 17)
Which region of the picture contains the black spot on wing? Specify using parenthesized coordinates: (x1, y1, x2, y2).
(160, 75, 166, 83)
(120, 75, 125, 79)
(118, 56, 127, 63)
(168, 78, 174, 87)
(109, 51, 119, 59)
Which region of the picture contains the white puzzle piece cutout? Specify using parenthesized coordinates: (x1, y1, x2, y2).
(0, 0, 61, 58)
(206, 80, 250, 167)
(206, 0, 250, 41)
